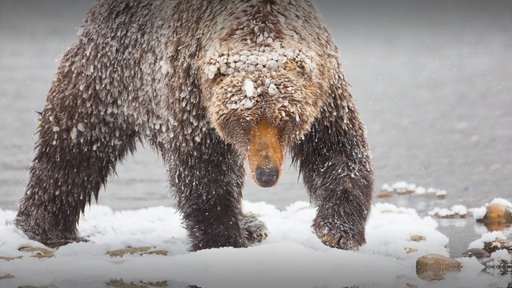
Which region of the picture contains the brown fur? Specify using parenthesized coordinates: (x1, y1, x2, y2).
(16, 0, 373, 251)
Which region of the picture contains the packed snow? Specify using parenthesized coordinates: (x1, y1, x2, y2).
(0, 200, 509, 288)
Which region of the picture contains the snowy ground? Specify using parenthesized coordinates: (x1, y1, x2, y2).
(1, 1, 512, 287)
(1, 201, 509, 288)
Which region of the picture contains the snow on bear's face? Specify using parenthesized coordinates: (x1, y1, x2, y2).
(200, 47, 325, 187)
(202, 48, 323, 150)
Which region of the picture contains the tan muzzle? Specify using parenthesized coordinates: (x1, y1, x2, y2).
(247, 121, 284, 187)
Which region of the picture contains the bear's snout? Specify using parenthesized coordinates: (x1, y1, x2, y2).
(248, 120, 284, 188)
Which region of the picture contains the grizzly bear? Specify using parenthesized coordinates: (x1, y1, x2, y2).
(16, 0, 373, 251)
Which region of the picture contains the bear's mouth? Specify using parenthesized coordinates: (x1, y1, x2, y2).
(247, 120, 284, 188)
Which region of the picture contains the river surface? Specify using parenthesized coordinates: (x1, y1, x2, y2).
(1, 0, 511, 258)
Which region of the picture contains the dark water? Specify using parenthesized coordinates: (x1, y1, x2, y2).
(1, 0, 512, 260)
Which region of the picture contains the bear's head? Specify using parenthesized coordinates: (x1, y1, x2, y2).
(200, 46, 327, 187)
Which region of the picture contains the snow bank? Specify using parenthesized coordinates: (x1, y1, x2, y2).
(0, 201, 506, 288)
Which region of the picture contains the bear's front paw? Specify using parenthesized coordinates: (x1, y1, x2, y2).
(313, 221, 364, 250)
(41, 236, 89, 248)
(242, 213, 268, 244)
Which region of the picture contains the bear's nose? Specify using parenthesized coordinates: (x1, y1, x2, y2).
(254, 166, 279, 188)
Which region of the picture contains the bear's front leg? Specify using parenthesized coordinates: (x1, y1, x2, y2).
(292, 106, 373, 250)
(310, 174, 372, 250)
(167, 133, 266, 251)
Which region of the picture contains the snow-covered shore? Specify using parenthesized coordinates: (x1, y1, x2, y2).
(1, 201, 509, 288)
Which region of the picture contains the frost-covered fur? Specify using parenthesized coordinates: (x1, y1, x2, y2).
(16, 0, 373, 250)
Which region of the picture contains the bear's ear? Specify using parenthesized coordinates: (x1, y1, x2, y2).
(248, 120, 284, 188)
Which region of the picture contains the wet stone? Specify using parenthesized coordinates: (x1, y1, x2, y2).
(0, 255, 23, 261)
(482, 237, 512, 254)
(416, 254, 462, 281)
(18, 246, 54, 259)
(462, 248, 491, 260)
(405, 247, 418, 254)
(106, 246, 168, 258)
(410, 235, 427, 242)
(376, 191, 395, 198)
(0, 273, 15, 280)
(479, 203, 512, 231)
(106, 279, 169, 288)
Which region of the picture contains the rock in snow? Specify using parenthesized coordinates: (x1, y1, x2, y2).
(416, 254, 462, 281)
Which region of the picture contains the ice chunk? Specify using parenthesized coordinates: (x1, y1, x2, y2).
(257, 55, 268, 66)
(206, 64, 218, 79)
(268, 83, 278, 96)
(241, 98, 254, 109)
(243, 79, 255, 97)
(160, 59, 170, 75)
(70, 127, 78, 141)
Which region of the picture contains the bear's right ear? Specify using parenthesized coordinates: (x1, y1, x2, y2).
(248, 120, 284, 188)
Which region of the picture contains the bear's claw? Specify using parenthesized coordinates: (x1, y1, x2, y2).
(320, 230, 342, 248)
(314, 222, 363, 251)
(242, 213, 268, 244)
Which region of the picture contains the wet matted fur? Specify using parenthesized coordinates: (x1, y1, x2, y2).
(16, 0, 373, 251)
